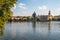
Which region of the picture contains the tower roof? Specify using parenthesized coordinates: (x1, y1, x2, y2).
(33, 11, 36, 14)
(48, 10, 51, 15)
(32, 11, 36, 16)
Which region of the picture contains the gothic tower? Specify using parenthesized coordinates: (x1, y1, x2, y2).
(48, 10, 52, 21)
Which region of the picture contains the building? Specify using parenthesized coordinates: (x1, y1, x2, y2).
(37, 10, 53, 21)
(47, 10, 53, 20)
(32, 11, 36, 22)
(53, 15, 60, 20)
(39, 15, 48, 21)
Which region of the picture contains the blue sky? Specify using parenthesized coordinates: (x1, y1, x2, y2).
(12, 0, 60, 16)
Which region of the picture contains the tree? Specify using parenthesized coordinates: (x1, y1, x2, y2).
(0, 0, 18, 28)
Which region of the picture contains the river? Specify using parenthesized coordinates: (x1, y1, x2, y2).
(0, 21, 60, 40)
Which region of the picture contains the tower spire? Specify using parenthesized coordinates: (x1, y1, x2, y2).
(48, 10, 51, 15)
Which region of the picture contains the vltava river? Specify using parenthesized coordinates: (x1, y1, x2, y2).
(0, 21, 60, 40)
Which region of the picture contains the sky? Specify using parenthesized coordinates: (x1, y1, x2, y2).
(12, 0, 60, 16)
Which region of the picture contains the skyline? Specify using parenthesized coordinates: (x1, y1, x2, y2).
(12, 0, 60, 16)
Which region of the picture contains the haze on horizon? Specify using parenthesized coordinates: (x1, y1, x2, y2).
(12, 0, 60, 16)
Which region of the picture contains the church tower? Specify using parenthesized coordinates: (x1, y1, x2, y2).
(32, 11, 36, 22)
(48, 10, 51, 16)
(48, 10, 52, 21)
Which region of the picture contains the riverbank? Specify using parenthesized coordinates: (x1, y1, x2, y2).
(8, 20, 60, 22)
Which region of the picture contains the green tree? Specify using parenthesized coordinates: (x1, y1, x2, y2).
(0, 0, 18, 28)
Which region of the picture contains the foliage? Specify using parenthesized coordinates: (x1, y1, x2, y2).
(0, 0, 18, 27)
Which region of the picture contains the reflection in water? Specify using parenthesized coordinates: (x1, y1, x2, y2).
(8, 22, 16, 39)
(32, 21, 51, 33)
(0, 26, 4, 36)
(48, 21, 51, 32)
(32, 22, 36, 33)
(3, 21, 60, 40)
(47, 21, 51, 37)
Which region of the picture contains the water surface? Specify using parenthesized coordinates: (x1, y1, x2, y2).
(0, 21, 60, 40)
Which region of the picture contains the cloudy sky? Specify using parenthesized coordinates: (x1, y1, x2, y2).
(12, 0, 60, 16)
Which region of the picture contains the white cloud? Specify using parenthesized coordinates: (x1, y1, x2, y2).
(18, 3, 27, 9)
(19, 3, 26, 6)
(57, 8, 60, 11)
(38, 5, 47, 10)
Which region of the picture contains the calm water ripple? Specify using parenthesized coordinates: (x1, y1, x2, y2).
(0, 21, 60, 40)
